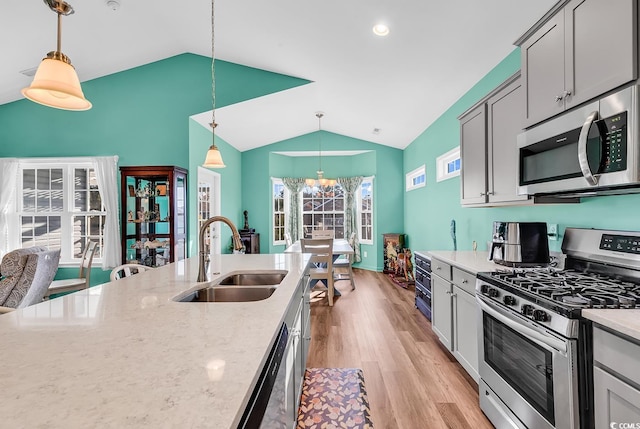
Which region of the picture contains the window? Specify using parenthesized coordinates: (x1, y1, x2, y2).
(406, 165, 426, 191)
(17, 160, 105, 263)
(359, 177, 373, 244)
(302, 183, 345, 239)
(272, 179, 287, 245)
(271, 178, 374, 244)
(437, 147, 461, 182)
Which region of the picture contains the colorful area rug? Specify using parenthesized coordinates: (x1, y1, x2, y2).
(297, 368, 374, 429)
(387, 273, 414, 289)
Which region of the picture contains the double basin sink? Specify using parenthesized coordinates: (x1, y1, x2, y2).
(174, 270, 288, 303)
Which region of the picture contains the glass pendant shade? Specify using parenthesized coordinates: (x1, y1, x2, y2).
(305, 178, 316, 186)
(203, 144, 226, 168)
(22, 56, 92, 111)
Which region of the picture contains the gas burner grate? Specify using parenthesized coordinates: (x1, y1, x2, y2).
(485, 268, 640, 310)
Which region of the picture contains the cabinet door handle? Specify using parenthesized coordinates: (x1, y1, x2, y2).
(479, 192, 486, 196)
(554, 94, 563, 102)
(563, 90, 572, 98)
(436, 266, 441, 270)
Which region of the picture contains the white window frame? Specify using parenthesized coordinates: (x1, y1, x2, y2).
(436, 146, 461, 182)
(301, 182, 346, 239)
(11, 158, 106, 265)
(272, 178, 289, 245)
(357, 176, 374, 245)
(406, 165, 426, 191)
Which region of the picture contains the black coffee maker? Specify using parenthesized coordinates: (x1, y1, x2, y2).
(489, 221, 550, 267)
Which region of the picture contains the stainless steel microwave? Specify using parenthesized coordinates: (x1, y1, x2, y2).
(517, 85, 640, 197)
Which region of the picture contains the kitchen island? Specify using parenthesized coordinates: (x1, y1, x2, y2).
(0, 253, 309, 428)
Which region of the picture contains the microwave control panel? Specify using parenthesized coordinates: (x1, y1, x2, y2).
(600, 233, 640, 254)
(598, 112, 627, 173)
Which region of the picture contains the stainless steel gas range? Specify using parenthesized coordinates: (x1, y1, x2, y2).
(476, 228, 640, 429)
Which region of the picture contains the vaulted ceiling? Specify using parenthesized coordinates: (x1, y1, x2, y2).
(2, 0, 557, 151)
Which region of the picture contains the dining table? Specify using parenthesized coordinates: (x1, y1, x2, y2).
(284, 238, 354, 294)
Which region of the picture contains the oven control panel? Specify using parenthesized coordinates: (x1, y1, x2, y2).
(600, 234, 640, 254)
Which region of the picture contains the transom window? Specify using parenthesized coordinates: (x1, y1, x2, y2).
(18, 161, 105, 263)
(437, 147, 461, 182)
(406, 165, 426, 191)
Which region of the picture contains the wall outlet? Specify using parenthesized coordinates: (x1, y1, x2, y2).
(548, 223, 559, 241)
(363, 251, 368, 257)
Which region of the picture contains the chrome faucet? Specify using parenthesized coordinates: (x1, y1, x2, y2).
(197, 216, 244, 282)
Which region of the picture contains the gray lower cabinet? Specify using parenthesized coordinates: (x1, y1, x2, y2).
(459, 73, 528, 207)
(432, 274, 453, 350)
(519, 0, 637, 127)
(452, 285, 479, 381)
(593, 326, 640, 428)
(431, 258, 479, 381)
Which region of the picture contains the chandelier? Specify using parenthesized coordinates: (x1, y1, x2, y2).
(305, 112, 336, 187)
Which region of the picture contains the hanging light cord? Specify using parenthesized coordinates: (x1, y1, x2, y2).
(317, 112, 324, 175)
(211, 0, 217, 136)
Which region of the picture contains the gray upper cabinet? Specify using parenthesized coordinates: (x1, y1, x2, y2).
(520, 0, 637, 128)
(459, 104, 487, 205)
(459, 73, 528, 206)
(487, 75, 528, 204)
(521, 12, 566, 127)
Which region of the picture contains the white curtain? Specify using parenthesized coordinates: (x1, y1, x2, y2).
(0, 158, 19, 258)
(93, 156, 121, 269)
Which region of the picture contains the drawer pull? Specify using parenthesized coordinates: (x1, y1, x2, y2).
(462, 279, 468, 284)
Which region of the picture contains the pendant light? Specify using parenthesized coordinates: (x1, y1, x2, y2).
(203, 0, 226, 168)
(305, 112, 336, 187)
(21, 0, 92, 111)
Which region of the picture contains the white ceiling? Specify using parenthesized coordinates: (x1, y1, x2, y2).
(2, 0, 558, 151)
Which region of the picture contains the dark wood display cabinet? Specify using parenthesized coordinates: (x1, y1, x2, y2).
(120, 166, 188, 267)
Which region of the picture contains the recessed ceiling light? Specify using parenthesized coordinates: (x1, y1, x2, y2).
(372, 24, 389, 37)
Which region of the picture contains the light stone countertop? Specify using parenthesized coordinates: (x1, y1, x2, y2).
(582, 309, 640, 342)
(416, 250, 509, 274)
(0, 253, 309, 429)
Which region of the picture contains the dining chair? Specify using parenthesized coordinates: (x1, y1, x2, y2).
(44, 241, 97, 299)
(0, 249, 60, 314)
(311, 229, 334, 239)
(110, 263, 152, 281)
(300, 238, 335, 306)
(333, 232, 356, 290)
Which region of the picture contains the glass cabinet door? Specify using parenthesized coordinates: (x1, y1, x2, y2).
(120, 166, 188, 267)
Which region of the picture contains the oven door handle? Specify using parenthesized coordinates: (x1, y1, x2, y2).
(577, 110, 599, 186)
(477, 296, 567, 354)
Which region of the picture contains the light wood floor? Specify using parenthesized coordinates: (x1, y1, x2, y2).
(307, 269, 493, 429)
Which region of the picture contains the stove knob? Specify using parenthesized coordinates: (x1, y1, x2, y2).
(488, 288, 499, 298)
(521, 304, 534, 316)
(480, 284, 489, 295)
(533, 310, 549, 322)
(503, 295, 516, 306)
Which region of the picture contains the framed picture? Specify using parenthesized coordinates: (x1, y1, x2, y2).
(128, 185, 136, 197)
(156, 184, 167, 196)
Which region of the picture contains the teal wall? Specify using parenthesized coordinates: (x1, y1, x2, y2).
(0, 53, 309, 285)
(403, 49, 640, 254)
(241, 131, 403, 271)
(187, 118, 243, 255)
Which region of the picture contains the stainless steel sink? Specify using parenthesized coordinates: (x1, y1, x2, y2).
(177, 286, 277, 303)
(218, 271, 287, 286)
(173, 270, 287, 303)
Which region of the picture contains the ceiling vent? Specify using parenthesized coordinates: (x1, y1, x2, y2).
(20, 67, 38, 77)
